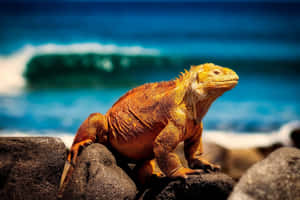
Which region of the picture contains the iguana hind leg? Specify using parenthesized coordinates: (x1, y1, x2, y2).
(58, 112, 108, 198)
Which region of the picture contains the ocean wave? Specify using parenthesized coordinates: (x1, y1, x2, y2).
(0, 43, 159, 95)
(19, 53, 300, 90)
(1, 42, 300, 95)
(1, 120, 299, 149)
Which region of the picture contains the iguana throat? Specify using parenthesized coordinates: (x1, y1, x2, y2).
(183, 90, 221, 124)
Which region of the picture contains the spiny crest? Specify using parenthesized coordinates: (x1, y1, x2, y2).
(175, 66, 194, 84)
(174, 65, 203, 104)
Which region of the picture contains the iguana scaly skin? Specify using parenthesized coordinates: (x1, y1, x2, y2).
(58, 63, 239, 196)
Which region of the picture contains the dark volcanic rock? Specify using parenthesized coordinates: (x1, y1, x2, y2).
(0, 137, 67, 200)
(291, 128, 300, 148)
(229, 147, 300, 200)
(139, 173, 235, 200)
(62, 143, 137, 200)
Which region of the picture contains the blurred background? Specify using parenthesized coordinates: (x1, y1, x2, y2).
(0, 0, 299, 139)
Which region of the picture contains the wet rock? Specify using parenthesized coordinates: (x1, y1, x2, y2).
(140, 173, 235, 200)
(229, 147, 300, 200)
(0, 137, 67, 200)
(62, 143, 137, 200)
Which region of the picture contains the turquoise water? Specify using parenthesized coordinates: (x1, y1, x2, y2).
(0, 1, 299, 134)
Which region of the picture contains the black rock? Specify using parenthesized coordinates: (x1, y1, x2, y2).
(62, 143, 137, 200)
(291, 128, 300, 148)
(229, 147, 300, 200)
(139, 173, 235, 200)
(0, 137, 67, 200)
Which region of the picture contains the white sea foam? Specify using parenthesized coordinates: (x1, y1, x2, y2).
(204, 120, 300, 149)
(1, 121, 299, 150)
(0, 43, 159, 95)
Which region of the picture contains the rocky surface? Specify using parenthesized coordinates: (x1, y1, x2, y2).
(229, 147, 300, 200)
(3, 137, 299, 200)
(139, 173, 235, 200)
(0, 137, 67, 200)
(62, 143, 137, 200)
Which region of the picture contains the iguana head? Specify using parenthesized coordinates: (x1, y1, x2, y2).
(177, 63, 239, 101)
(174, 63, 238, 121)
(192, 63, 238, 95)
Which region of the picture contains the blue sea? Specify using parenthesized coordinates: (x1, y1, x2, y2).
(0, 1, 300, 141)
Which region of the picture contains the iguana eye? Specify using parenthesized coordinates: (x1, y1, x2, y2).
(213, 69, 221, 75)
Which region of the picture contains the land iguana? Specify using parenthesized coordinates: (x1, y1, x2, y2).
(58, 63, 239, 196)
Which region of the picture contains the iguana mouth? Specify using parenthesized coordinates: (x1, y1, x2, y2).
(215, 80, 238, 84)
(206, 79, 239, 88)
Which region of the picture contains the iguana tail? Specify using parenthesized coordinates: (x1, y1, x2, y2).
(58, 112, 109, 198)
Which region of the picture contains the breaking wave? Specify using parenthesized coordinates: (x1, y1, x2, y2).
(1, 42, 299, 95)
(0, 43, 159, 94)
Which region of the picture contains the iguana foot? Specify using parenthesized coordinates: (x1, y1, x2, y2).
(170, 167, 204, 179)
(189, 159, 220, 172)
(68, 139, 93, 165)
(58, 139, 93, 198)
(59, 112, 108, 198)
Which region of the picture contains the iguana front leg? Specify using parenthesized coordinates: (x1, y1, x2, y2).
(153, 122, 203, 179)
(68, 113, 108, 165)
(58, 112, 108, 198)
(184, 122, 220, 172)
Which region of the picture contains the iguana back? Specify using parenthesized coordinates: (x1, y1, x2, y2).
(107, 81, 177, 160)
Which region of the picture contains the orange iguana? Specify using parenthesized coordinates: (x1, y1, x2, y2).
(58, 63, 239, 197)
